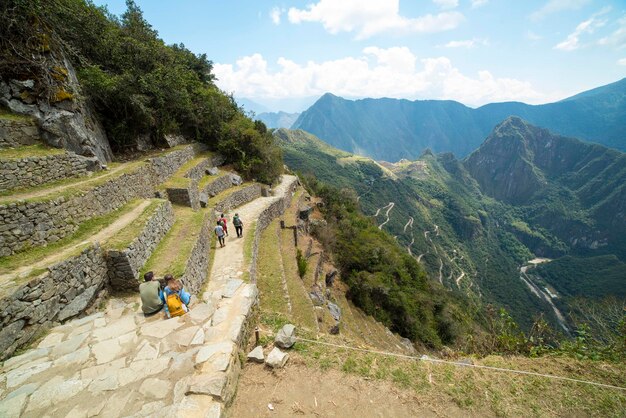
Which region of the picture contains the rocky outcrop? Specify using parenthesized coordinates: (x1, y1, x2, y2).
(0, 55, 113, 164)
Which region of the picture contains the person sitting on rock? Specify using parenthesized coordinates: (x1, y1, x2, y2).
(215, 220, 226, 248)
(139, 271, 164, 315)
(162, 275, 191, 318)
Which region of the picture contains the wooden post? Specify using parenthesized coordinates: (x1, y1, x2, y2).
(293, 227, 298, 247)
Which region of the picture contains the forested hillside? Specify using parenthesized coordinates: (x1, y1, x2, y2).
(0, 0, 281, 183)
(276, 121, 626, 344)
(292, 78, 626, 161)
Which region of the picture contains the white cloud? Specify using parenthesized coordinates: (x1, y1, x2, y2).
(287, 0, 464, 39)
(443, 38, 488, 48)
(598, 16, 626, 49)
(618, 58, 626, 66)
(554, 8, 610, 51)
(471, 0, 488, 8)
(433, 0, 458, 10)
(270, 7, 282, 25)
(214, 48, 550, 107)
(531, 0, 591, 21)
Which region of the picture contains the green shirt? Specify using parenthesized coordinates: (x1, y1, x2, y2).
(139, 281, 163, 314)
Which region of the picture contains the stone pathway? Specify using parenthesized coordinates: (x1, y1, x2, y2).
(0, 175, 297, 418)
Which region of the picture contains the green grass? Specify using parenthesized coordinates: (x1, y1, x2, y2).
(207, 183, 251, 206)
(162, 152, 213, 189)
(0, 199, 147, 283)
(140, 206, 207, 279)
(105, 199, 167, 250)
(198, 170, 230, 190)
(0, 144, 65, 159)
(256, 219, 289, 316)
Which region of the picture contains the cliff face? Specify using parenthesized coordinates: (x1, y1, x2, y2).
(0, 52, 113, 164)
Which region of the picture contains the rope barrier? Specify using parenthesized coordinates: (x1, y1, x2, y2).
(295, 337, 626, 392)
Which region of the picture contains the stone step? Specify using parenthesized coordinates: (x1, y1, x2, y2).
(0, 144, 200, 257)
(0, 198, 174, 360)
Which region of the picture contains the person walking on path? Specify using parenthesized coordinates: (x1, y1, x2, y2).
(215, 220, 226, 247)
(219, 213, 229, 236)
(233, 213, 244, 238)
(139, 271, 163, 315)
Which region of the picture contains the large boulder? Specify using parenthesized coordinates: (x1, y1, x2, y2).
(274, 324, 296, 349)
(327, 302, 341, 321)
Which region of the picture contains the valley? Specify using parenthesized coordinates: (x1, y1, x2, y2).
(276, 118, 626, 336)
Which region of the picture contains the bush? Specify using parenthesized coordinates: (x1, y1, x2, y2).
(296, 249, 308, 279)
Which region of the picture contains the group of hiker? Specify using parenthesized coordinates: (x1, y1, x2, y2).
(214, 212, 244, 248)
(139, 212, 245, 317)
(139, 271, 192, 318)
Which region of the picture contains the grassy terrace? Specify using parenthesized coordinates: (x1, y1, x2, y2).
(0, 199, 165, 296)
(0, 144, 191, 203)
(0, 144, 65, 159)
(140, 205, 207, 280)
(104, 199, 167, 250)
(162, 151, 213, 189)
(256, 219, 290, 316)
(197, 170, 230, 191)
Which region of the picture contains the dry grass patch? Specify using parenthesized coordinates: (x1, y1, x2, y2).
(289, 338, 626, 417)
(105, 199, 167, 250)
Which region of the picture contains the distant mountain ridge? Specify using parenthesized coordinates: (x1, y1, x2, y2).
(256, 111, 300, 129)
(276, 118, 626, 333)
(292, 78, 626, 161)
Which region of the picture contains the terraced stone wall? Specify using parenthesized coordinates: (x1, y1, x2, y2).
(213, 184, 262, 214)
(202, 174, 232, 197)
(0, 152, 98, 193)
(166, 182, 200, 210)
(249, 176, 299, 283)
(0, 145, 197, 257)
(107, 201, 175, 290)
(0, 117, 39, 148)
(0, 245, 108, 360)
(180, 213, 212, 295)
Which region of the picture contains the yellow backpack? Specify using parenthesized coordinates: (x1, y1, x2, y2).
(166, 293, 186, 317)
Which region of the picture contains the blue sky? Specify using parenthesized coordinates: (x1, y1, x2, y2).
(95, 0, 626, 111)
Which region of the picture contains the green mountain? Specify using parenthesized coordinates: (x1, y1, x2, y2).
(276, 119, 626, 334)
(292, 78, 626, 161)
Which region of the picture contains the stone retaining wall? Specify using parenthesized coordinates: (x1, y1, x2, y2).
(166, 181, 200, 210)
(180, 213, 212, 295)
(202, 174, 232, 197)
(107, 201, 175, 291)
(249, 176, 299, 283)
(213, 184, 262, 214)
(0, 245, 108, 360)
(0, 117, 39, 148)
(0, 152, 98, 192)
(0, 145, 196, 257)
